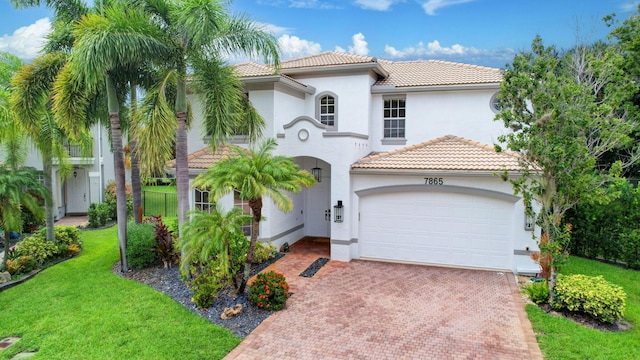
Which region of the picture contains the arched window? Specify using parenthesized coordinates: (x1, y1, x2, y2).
(316, 92, 338, 129)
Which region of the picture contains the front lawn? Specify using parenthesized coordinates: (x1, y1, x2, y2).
(0, 226, 240, 360)
(527, 256, 640, 360)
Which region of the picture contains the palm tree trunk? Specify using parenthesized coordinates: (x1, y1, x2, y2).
(43, 156, 55, 243)
(175, 78, 189, 236)
(2, 230, 10, 271)
(238, 197, 262, 294)
(106, 75, 128, 272)
(130, 82, 142, 224)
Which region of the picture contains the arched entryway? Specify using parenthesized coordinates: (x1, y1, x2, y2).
(299, 156, 331, 238)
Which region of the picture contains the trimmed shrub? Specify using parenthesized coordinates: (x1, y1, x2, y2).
(88, 203, 113, 228)
(554, 274, 626, 324)
(252, 241, 277, 264)
(187, 263, 226, 309)
(105, 180, 133, 219)
(14, 236, 59, 264)
(5, 255, 36, 275)
(525, 280, 549, 304)
(31, 226, 82, 247)
(126, 221, 157, 269)
(249, 271, 289, 311)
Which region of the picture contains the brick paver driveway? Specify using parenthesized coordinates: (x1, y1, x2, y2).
(226, 240, 542, 359)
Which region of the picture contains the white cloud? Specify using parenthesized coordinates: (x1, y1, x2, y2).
(278, 34, 323, 58)
(384, 40, 474, 57)
(256, 22, 290, 36)
(0, 18, 51, 61)
(620, 2, 639, 12)
(354, 0, 402, 11)
(384, 39, 516, 67)
(422, 0, 475, 16)
(348, 33, 369, 55)
(289, 0, 340, 9)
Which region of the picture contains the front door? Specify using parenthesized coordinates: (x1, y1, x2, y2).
(67, 168, 88, 214)
(305, 163, 330, 237)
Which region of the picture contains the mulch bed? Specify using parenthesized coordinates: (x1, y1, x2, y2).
(112, 253, 284, 338)
(299, 257, 329, 278)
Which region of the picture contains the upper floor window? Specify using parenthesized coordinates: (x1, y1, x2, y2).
(194, 188, 213, 213)
(316, 92, 338, 129)
(384, 98, 406, 138)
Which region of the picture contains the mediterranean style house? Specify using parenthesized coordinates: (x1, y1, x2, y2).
(184, 51, 541, 275)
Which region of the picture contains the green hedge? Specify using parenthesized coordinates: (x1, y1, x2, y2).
(554, 274, 626, 324)
(126, 221, 157, 269)
(565, 180, 640, 269)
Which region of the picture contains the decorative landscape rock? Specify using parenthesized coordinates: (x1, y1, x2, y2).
(221, 304, 243, 320)
(0, 272, 10, 284)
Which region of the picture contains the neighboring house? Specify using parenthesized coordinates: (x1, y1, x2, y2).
(182, 51, 540, 275)
(21, 124, 114, 220)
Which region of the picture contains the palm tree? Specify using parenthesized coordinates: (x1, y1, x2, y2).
(0, 166, 50, 270)
(128, 0, 280, 235)
(10, 52, 79, 243)
(52, 5, 173, 271)
(193, 139, 315, 294)
(180, 205, 250, 288)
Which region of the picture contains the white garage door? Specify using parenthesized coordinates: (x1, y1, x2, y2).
(359, 191, 513, 270)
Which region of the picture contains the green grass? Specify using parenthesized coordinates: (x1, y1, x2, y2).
(142, 185, 176, 193)
(142, 186, 177, 217)
(0, 226, 240, 359)
(528, 256, 640, 360)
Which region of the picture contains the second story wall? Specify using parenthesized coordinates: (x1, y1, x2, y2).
(370, 87, 507, 152)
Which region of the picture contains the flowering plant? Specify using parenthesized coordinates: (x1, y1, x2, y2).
(249, 271, 289, 311)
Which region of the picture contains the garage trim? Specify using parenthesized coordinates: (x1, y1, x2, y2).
(355, 184, 519, 203)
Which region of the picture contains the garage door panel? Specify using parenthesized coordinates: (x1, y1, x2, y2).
(359, 191, 512, 270)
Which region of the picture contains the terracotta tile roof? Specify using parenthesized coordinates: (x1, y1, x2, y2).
(375, 60, 501, 87)
(234, 62, 273, 77)
(233, 52, 501, 87)
(167, 144, 245, 170)
(279, 51, 377, 69)
(351, 135, 522, 171)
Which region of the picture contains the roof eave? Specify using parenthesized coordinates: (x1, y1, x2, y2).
(240, 75, 316, 95)
(349, 168, 523, 177)
(282, 62, 389, 78)
(371, 82, 501, 94)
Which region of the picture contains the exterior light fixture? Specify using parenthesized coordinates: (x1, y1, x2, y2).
(311, 159, 322, 182)
(524, 208, 535, 231)
(334, 200, 343, 223)
(73, 170, 78, 178)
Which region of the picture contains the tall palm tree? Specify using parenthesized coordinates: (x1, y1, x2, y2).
(0, 166, 50, 270)
(193, 139, 315, 294)
(52, 6, 173, 271)
(10, 52, 79, 243)
(0, 52, 26, 170)
(128, 0, 280, 234)
(180, 205, 250, 288)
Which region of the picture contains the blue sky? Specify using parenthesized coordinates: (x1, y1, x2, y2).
(1, 0, 638, 68)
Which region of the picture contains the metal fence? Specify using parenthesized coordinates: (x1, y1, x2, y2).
(142, 190, 178, 217)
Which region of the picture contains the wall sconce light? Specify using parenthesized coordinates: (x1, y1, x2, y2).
(311, 159, 322, 182)
(524, 208, 535, 231)
(73, 170, 78, 178)
(334, 200, 343, 223)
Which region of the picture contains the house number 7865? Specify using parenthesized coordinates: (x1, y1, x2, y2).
(424, 177, 444, 185)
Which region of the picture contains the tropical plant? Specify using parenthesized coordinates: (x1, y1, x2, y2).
(10, 51, 80, 243)
(126, 0, 280, 237)
(180, 205, 250, 289)
(249, 271, 289, 311)
(495, 36, 640, 298)
(0, 166, 50, 270)
(193, 139, 315, 294)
